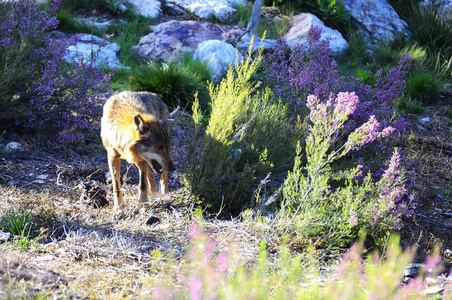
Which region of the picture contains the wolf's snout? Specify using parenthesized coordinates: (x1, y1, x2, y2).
(168, 161, 176, 172)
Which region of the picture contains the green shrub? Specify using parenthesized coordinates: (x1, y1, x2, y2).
(56, 7, 103, 34)
(184, 39, 302, 215)
(130, 57, 211, 110)
(113, 16, 155, 67)
(405, 72, 440, 103)
(397, 96, 426, 114)
(2, 208, 32, 236)
(1, 208, 36, 249)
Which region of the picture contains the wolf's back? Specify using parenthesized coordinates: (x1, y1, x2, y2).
(101, 91, 169, 152)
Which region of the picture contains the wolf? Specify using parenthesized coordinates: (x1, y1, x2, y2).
(101, 91, 176, 210)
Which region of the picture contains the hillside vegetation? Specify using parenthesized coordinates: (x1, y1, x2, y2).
(0, 0, 451, 298)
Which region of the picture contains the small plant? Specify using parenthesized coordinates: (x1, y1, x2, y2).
(397, 96, 426, 114)
(405, 72, 440, 103)
(3, 208, 32, 236)
(2, 208, 37, 249)
(131, 56, 211, 110)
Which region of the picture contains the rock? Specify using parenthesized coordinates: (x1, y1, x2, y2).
(420, 117, 430, 123)
(0, 231, 11, 243)
(76, 16, 116, 31)
(133, 20, 245, 62)
(34, 254, 55, 262)
(342, 0, 407, 41)
(195, 40, 241, 82)
(79, 181, 110, 208)
(127, 0, 162, 19)
(63, 33, 126, 69)
(420, 0, 452, 20)
(146, 215, 161, 226)
(283, 13, 348, 54)
(165, 0, 247, 22)
(403, 263, 424, 283)
(236, 36, 279, 52)
(4, 142, 23, 152)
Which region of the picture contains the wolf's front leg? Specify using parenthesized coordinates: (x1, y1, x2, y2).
(108, 155, 123, 210)
(137, 161, 150, 206)
(160, 170, 169, 194)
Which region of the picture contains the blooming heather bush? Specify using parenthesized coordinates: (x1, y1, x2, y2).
(0, 0, 113, 142)
(281, 92, 415, 247)
(262, 25, 412, 131)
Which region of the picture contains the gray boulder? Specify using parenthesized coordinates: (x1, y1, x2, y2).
(342, 0, 407, 41)
(63, 34, 126, 69)
(165, 0, 248, 22)
(133, 20, 245, 62)
(283, 13, 348, 53)
(127, 0, 162, 19)
(195, 40, 241, 82)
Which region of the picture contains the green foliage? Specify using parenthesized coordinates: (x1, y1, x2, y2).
(2, 208, 31, 236)
(233, 3, 290, 39)
(130, 55, 211, 110)
(113, 16, 154, 67)
(184, 39, 302, 215)
(60, 0, 107, 12)
(56, 7, 103, 35)
(388, 0, 452, 84)
(405, 72, 440, 103)
(316, 0, 351, 32)
(2, 208, 36, 249)
(397, 96, 426, 114)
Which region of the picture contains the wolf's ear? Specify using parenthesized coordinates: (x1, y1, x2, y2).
(162, 119, 174, 136)
(134, 114, 148, 135)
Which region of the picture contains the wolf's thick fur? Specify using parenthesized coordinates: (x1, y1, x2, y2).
(101, 91, 176, 210)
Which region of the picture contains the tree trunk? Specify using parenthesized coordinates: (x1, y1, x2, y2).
(246, 0, 263, 37)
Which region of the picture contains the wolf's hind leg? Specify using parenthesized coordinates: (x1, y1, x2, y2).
(147, 171, 157, 193)
(108, 155, 123, 210)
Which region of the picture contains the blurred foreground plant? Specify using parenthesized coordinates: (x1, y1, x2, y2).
(150, 224, 448, 299)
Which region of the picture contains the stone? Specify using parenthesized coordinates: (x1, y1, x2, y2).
(165, 0, 247, 22)
(4, 142, 23, 152)
(127, 0, 162, 19)
(0, 231, 11, 243)
(195, 40, 241, 82)
(146, 215, 160, 226)
(420, 0, 452, 20)
(133, 20, 245, 62)
(283, 13, 348, 54)
(342, 0, 407, 41)
(63, 33, 126, 69)
(76, 16, 115, 32)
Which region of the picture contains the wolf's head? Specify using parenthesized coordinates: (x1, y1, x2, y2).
(132, 114, 176, 174)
